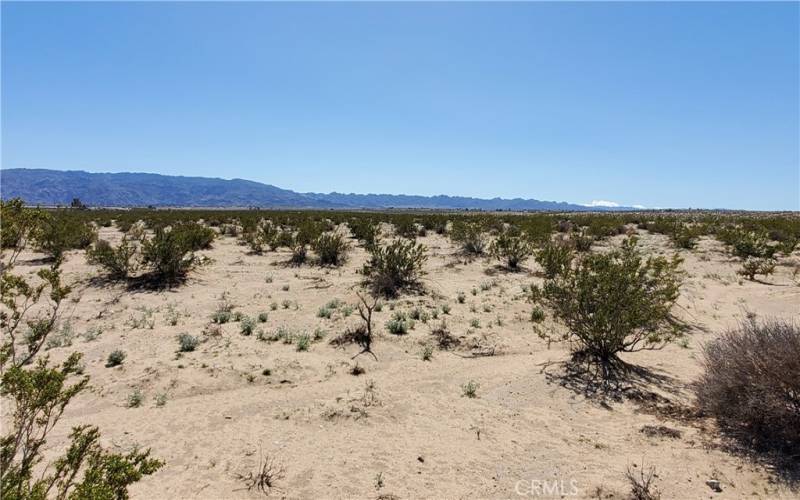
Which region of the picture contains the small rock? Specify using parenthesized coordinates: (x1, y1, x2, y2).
(417, 456, 425, 463)
(706, 479, 722, 492)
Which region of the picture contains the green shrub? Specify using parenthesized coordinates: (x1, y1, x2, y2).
(726, 229, 775, 259)
(295, 334, 311, 351)
(450, 221, 486, 255)
(240, 316, 256, 336)
(288, 237, 308, 266)
(490, 232, 532, 270)
(258, 312, 269, 323)
(174, 222, 215, 250)
(530, 306, 545, 323)
(312, 232, 350, 266)
(386, 312, 414, 335)
(177, 333, 199, 352)
(572, 232, 593, 253)
(461, 380, 479, 398)
(141, 227, 195, 283)
(362, 239, 427, 297)
(349, 219, 380, 248)
(34, 211, 97, 260)
(127, 389, 144, 408)
(106, 350, 126, 367)
(536, 238, 683, 369)
(243, 220, 279, 253)
(86, 237, 138, 280)
(535, 240, 573, 279)
(738, 257, 776, 281)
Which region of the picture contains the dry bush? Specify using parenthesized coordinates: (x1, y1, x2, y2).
(237, 453, 284, 496)
(625, 461, 660, 500)
(695, 319, 800, 458)
(430, 320, 460, 350)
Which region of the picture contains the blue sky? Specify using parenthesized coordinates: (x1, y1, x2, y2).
(2, 2, 798, 210)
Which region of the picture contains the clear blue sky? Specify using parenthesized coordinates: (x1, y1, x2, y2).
(2, 2, 798, 210)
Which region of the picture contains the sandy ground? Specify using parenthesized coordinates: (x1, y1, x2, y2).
(8, 227, 800, 499)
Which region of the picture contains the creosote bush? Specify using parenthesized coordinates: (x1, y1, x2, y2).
(695, 319, 800, 458)
(535, 239, 574, 279)
(141, 227, 195, 283)
(86, 237, 138, 280)
(489, 232, 532, 270)
(312, 232, 350, 266)
(0, 207, 162, 498)
(738, 257, 776, 281)
(450, 221, 486, 255)
(534, 238, 683, 372)
(362, 239, 427, 297)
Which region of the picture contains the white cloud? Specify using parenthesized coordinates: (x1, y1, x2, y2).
(585, 199, 620, 208)
(632, 204, 646, 209)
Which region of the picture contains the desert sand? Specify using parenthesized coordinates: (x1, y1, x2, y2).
(15, 226, 800, 499)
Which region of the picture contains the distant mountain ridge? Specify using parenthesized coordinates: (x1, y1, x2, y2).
(0, 168, 633, 211)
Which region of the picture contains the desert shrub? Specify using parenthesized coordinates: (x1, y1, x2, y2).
(670, 225, 700, 250)
(348, 219, 380, 248)
(258, 312, 269, 322)
(86, 237, 138, 280)
(461, 380, 479, 398)
(174, 222, 216, 250)
(34, 211, 97, 260)
(738, 257, 776, 281)
(695, 319, 800, 458)
(421, 345, 434, 361)
(393, 218, 418, 239)
(1, 360, 161, 496)
(295, 333, 311, 351)
(177, 333, 199, 352)
(572, 231, 593, 252)
(725, 229, 775, 259)
(288, 236, 308, 266)
(0, 199, 45, 266)
(450, 221, 486, 255)
(489, 232, 532, 270)
(362, 239, 427, 297)
(535, 238, 683, 369)
(242, 219, 279, 253)
(127, 389, 144, 408)
(312, 232, 350, 266)
(535, 240, 573, 278)
(140, 227, 195, 283)
(530, 307, 545, 323)
(240, 317, 256, 336)
(386, 312, 414, 335)
(106, 350, 126, 367)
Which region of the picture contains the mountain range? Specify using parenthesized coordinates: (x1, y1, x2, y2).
(0, 168, 634, 211)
